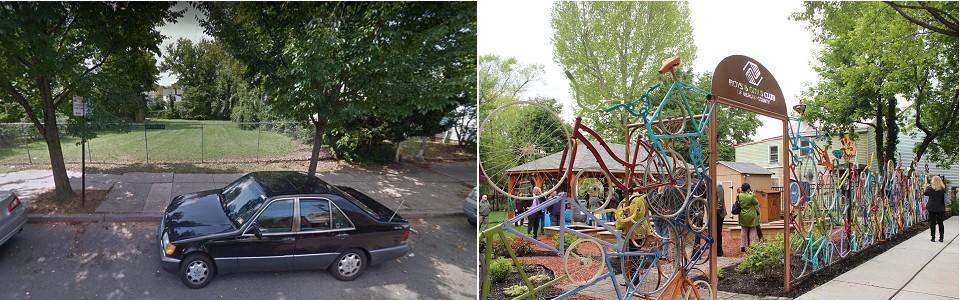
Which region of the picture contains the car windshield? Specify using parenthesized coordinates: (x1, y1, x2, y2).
(221, 176, 267, 226)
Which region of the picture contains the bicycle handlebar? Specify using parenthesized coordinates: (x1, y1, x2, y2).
(603, 83, 662, 117)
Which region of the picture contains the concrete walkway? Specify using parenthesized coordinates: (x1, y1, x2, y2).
(0, 161, 475, 218)
(798, 217, 959, 300)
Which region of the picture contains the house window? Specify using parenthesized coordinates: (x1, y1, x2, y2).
(771, 176, 781, 188)
(799, 140, 811, 156)
(769, 145, 779, 164)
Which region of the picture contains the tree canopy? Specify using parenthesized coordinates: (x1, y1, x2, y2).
(199, 2, 475, 168)
(794, 2, 958, 168)
(160, 38, 257, 120)
(551, 1, 697, 142)
(0, 2, 180, 199)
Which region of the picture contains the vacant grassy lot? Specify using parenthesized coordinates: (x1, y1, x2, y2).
(0, 119, 304, 164)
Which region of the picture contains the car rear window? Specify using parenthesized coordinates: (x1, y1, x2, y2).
(334, 186, 402, 221)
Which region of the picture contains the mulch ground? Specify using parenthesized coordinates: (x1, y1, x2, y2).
(495, 230, 744, 298)
(718, 220, 935, 298)
(27, 189, 109, 214)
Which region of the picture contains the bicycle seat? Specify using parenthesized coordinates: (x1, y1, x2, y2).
(658, 56, 681, 74)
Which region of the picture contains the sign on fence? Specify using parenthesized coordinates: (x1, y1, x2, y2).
(72, 96, 89, 116)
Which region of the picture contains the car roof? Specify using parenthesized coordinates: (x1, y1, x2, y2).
(247, 171, 338, 198)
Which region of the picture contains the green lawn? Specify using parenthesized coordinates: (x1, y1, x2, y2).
(481, 210, 528, 237)
(0, 119, 303, 164)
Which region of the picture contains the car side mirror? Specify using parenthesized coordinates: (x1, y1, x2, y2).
(249, 222, 263, 239)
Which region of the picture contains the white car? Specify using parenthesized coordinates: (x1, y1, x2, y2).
(0, 191, 26, 247)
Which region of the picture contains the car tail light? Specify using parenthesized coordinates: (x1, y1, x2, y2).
(7, 195, 20, 213)
(402, 229, 411, 241)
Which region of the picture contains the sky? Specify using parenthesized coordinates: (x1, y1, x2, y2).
(478, 0, 823, 141)
(155, 2, 211, 86)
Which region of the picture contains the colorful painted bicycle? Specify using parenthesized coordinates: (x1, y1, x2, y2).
(479, 56, 715, 300)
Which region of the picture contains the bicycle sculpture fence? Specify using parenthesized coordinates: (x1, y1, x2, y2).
(480, 56, 716, 300)
(479, 54, 938, 300)
(785, 112, 932, 282)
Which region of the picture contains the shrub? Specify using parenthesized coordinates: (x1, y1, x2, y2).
(491, 237, 533, 258)
(529, 274, 551, 284)
(503, 284, 529, 297)
(735, 234, 785, 274)
(489, 257, 514, 284)
(554, 234, 580, 252)
(510, 237, 533, 256)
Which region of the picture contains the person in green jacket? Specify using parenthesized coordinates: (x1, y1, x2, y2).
(737, 183, 760, 253)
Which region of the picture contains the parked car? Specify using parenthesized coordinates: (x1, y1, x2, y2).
(157, 171, 410, 288)
(463, 187, 478, 225)
(0, 191, 25, 247)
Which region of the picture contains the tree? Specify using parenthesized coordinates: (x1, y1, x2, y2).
(200, 2, 475, 171)
(448, 105, 477, 148)
(160, 38, 250, 120)
(884, 1, 958, 38)
(795, 2, 958, 168)
(0, 2, 180, 199)
(552, 1, 697, 143)
(477, 55, 562, 196)
(689, 72, 761, 161)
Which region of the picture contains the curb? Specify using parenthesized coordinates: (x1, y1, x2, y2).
(28, 211, 464, 223)
(28, 213, 162, 223)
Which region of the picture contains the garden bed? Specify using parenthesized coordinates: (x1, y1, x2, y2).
(488, 264, 565, 300)
(718, 220, 933, 298)
(27, 189, 109, 214)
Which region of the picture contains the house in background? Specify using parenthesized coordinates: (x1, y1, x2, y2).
(735, 122, 959, 189)
(715, 161, 773, 220)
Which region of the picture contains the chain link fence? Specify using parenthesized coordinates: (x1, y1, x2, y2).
(0, 120, 317, 165)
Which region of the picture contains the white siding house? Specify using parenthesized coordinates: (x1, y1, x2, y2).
(735, 125, 958, 189)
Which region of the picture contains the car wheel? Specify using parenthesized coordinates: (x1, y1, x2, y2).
(330, 249, 366, 281)
(179, 254, 215, 289)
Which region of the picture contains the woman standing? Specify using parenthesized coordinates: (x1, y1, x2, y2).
(924, 176, 947, 242)
(528, 187, 545, 239)
(737, 183, 760, 253)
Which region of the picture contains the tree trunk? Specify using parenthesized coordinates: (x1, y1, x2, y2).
(874, 97, 885, 167)
(306, 118, 327, 178)
(884, 96, 899, 165)
(38, 78, 75, 200)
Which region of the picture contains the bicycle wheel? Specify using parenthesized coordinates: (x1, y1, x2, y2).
(817, 171, 835, 211)
(790, 250, 808, 280)
(573, 170, 616, 213)
(647, 185, 687, 218)
(682, 279, 713, 300)
(834, 229, 850, 259)
(679, 230, 710, 267)
(563, 238, 607, 285)
(686, 197, 709, 233)
(479, 100, 571, 200)
(621, 215, 679, 296)
(666, 148, 692, 195)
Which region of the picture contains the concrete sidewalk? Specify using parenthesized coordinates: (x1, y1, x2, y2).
(1, 161, 475, 219)
(798, 217, 959, 300)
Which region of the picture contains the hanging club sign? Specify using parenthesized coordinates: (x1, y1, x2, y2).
(711, 55, 787, 119)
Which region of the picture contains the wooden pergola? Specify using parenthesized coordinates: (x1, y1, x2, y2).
(503, 140, 663, 198)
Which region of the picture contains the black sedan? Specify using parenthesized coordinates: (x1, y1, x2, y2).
(157, 171, 410, 288)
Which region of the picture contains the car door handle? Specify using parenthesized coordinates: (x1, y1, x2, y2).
(336, 233, 349, 239)
(281, 237, 295, 241)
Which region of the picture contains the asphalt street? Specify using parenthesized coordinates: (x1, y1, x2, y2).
(0, 217, 477, 300)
